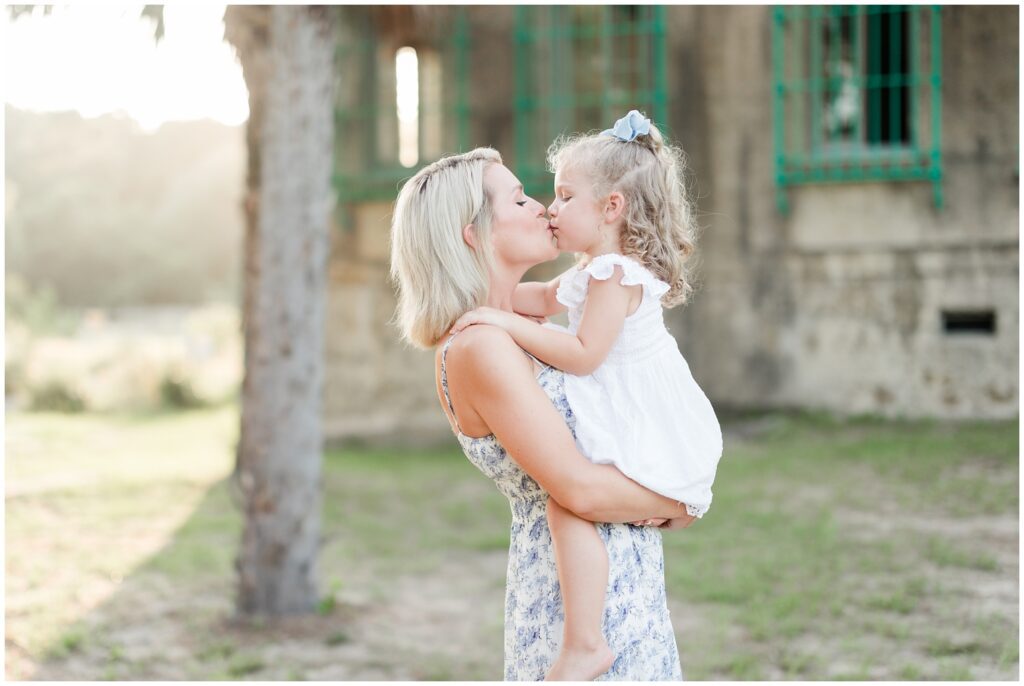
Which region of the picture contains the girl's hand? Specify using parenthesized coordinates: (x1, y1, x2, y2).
(451, 307, 517, 334)
(630, 517, 669, 527)
(659, 514, 697, 530)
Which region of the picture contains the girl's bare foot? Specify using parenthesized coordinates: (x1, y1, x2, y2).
(544, 642, 615, 681)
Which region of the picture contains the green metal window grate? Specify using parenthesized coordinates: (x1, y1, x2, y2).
(333, 6, 469, 205)
(772, 6, 943, 212)
(514, 6, 668, 199)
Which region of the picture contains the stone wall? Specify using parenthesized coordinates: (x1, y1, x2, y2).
(324, 5, 1019, 446)
(664, 5, 1018, 419)
(322, 7, 569, 447)
(324, 202, 450, 447)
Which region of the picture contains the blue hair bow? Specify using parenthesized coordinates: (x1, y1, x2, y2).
(602, 109, 651, 142)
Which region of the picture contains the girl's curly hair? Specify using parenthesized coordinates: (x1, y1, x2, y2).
(547, 118, 699, 307)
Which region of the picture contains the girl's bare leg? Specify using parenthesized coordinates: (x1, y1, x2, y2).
(545, 498, 615, 681)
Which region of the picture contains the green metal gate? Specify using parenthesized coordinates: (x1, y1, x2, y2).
(514, 6, 668, 199)
(772, 6, 943, 212)
(333, 6, 469, 205)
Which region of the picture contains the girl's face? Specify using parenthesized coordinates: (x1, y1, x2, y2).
(484, 163, 558, 268)
(547, 166, 610, 255)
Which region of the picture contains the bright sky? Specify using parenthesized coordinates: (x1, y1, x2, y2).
(3, 3, 249, 132)
(395, 46, 419, 167)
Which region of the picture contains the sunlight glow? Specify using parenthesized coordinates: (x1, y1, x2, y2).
(395, 47, 419, 168)
(3, 4, 249, 132)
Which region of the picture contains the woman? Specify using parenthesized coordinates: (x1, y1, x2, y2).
(389, 148, 695, 680)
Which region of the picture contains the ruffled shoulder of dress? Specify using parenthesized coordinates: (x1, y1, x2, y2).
(556, 253, 669, 309)
(590, 253, 670, 295)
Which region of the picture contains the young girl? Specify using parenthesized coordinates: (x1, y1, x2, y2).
(451, 111, 723, 681)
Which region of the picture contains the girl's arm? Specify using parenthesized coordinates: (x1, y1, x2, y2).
(454, 266, 636, 376)
(444, 325, 694, 525)
(511, 266, 575, 317)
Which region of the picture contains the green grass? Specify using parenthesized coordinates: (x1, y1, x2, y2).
(325, 631, 350, 647)
(924, 536, 1000, 571)
(661, 412, 1017, 679)
(223, 653, 265, 678)
(999, 636, 1020, 669)
(897, 662, 923, 679)
(319, 446, 511, 575)
(925, 637, 987, 657)
(5, 406, 1018, 680)
(937, 662, 975, 680)
(46, 628, 87, 660)
(720, 653, 764, 679)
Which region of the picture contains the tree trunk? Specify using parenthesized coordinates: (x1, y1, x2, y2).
(225, 5, 336, 616)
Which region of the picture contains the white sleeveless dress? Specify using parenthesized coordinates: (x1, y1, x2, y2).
(555, 253, 723, 517)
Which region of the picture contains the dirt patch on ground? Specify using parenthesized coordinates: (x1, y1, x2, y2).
(17, 503, 1017, 681)
(21, 552, 511, 681)
(8, 413, 1018, 680)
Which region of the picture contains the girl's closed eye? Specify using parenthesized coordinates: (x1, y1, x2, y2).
(515, 200, 527, 207)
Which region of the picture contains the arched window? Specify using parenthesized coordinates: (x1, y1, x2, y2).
(333, 7, 469, 207)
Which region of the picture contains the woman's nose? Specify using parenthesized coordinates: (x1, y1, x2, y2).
(547, 201, 557, 216)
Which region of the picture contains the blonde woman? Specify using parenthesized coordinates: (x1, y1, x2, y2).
(451, 112, 723, 680)
(390, 147, 693, 681)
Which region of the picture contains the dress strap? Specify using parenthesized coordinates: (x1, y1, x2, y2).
(439, 332, 464, 435)
(522, 349, 549, 371)
(440, 327, 548, 436)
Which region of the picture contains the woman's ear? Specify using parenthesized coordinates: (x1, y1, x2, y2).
(604, 191, 626, 223)
(462, 223, 477, 249)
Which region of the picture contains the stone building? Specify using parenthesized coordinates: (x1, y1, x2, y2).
(324, 5, 1019, 445)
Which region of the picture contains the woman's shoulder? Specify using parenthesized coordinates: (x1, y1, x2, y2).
(437, 325, 532, 384)
(436, 326, 541, 436)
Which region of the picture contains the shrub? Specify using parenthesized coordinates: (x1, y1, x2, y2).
(5, 274, 78, 336)
(159, 372, 205, 410)
(9, 305, 242, 414)
(28, 379, 86, 413)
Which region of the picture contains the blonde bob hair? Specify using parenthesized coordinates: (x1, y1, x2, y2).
(547, 119, 698, 307)
(389, 147, 503, 348)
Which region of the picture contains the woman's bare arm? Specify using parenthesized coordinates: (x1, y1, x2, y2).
(445, 326, 694, 525)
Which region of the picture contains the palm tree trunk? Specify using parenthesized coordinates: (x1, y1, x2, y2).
(226, 5, 336, 616)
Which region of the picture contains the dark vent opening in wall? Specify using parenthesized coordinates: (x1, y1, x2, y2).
(941, 309, 996, 335)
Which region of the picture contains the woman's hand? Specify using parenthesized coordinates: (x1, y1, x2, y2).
(446, 327, 694, 524)
(629, 515, 696, 530)
(630, 517, 668, 527)
(451, 306, 519, 334)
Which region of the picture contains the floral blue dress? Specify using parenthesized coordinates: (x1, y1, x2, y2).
(440, 334, 684, 681)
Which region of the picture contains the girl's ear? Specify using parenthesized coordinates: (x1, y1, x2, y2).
(462, 223, 477, 249)
(604, 191, 626, 223)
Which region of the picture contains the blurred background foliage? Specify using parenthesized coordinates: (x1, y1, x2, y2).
(5, 104, 243, 307)
(5, 104, 245, 414)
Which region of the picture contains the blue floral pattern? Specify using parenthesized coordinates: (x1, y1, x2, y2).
(441, 336, 684, 681)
